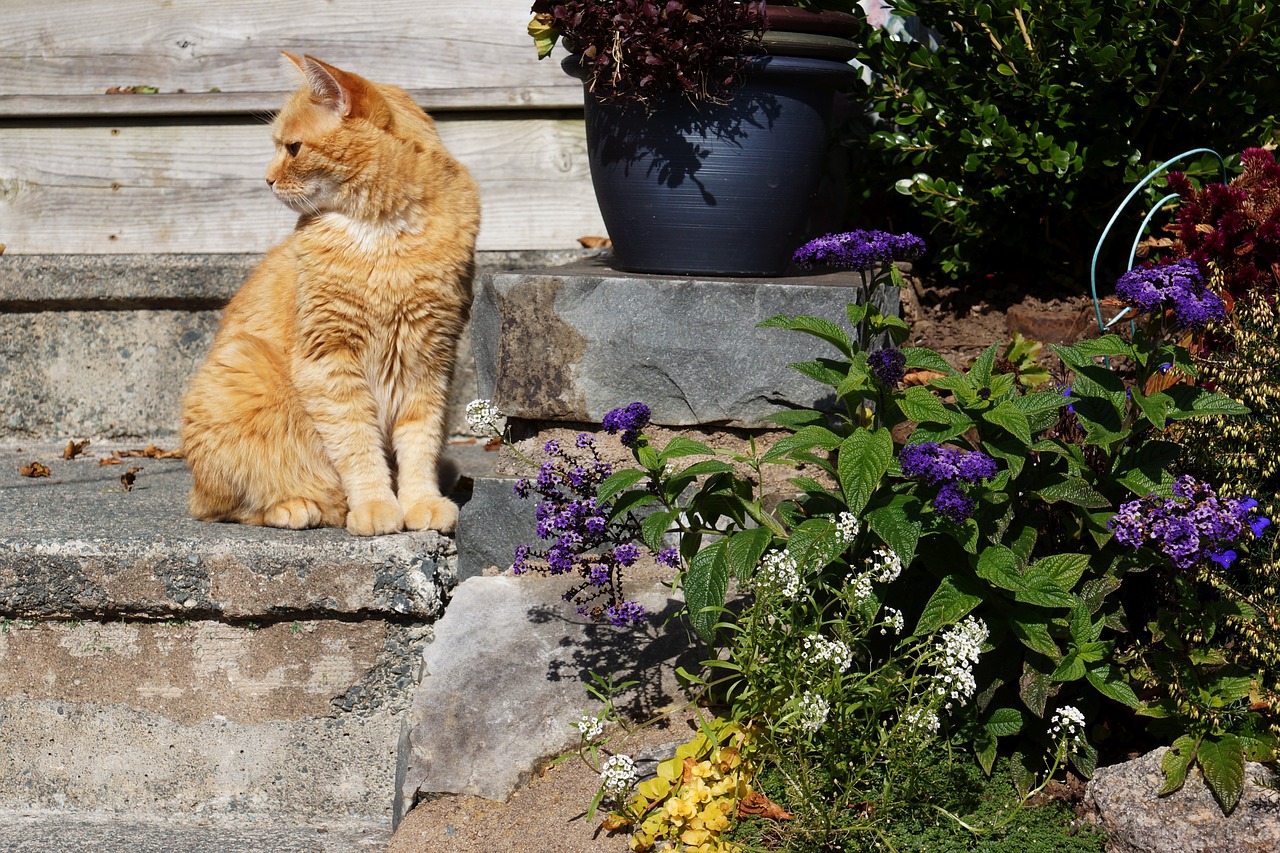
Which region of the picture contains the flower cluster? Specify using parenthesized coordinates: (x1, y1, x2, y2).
(513, 430, 650, 625)
(464, 398, 504, 436)
(881, 606, 905, 636)
(899, 442, 999, 523)
(793, 229, 925, 271)
(1049, 705, 1086, 746)
(932, 617, 988, 711)
(576, 713, 605, 741)
(600, 753, 637, 797)
(1108, 475, 1271, 570)
(868, 347, 907, 388)
(756, 550, 801, 599)
(900, 706, 941, 738)
(835, 511, 861, 545)
(867, 545, 903, 583)
(801, 634, 852, 673)
(601, 402, 651, 448)
(795, 692, 831, 734)
(1114, 258, 1226, 330)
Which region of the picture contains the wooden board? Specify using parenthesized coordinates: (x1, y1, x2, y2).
(0, 114, 607, 254)
(0, 0, 571, 99)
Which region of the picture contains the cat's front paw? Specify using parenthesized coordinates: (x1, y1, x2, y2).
(346, 499, 404, 536)
(402, 496, 459, 533)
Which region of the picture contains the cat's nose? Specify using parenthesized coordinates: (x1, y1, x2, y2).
(266, 177, 276, 187)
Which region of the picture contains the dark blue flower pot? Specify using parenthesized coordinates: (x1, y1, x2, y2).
(563, 55, 858, 277)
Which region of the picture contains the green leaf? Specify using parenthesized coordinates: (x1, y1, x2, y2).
(837, 428, 894, 515)
(1197, 734, 1246, 814)
(1052, 652, 1087, 682)
(917, 570, 984, 635)
(684, 541, 729, 644)
(1032, 478, 1110, 508)
(1027, 553, 1090, 594)
(787, 518, 848, 572)
(597, 469, 649, 502)
(975, 728, 998, 775)
(975, 545, 1024, 594)
(1059, 334, 1133, 362)
(660, 436, 717, 459)
(1085, 662, 1140, 708)
(1166, 386, 1251, 419)
(725, 528, 772, 584)
(1011, 615, 1062, 659)
(673, 459, 737, 479)
(758, 314, 853, 357)
(788, 359, 848, 389)
(986, 707, 1024, 737)
(1020, 663, 1054, 717)
(641, 509, 679, 552)
(898, 386, 954, 424)
(608, 488, 660, 520)
(981, 401, 1033, 445)
(866, 497, 922, 567)
(1159, 734, 1199, 795)
(762, 425, 843, 462)
(904, 347, 960, 375)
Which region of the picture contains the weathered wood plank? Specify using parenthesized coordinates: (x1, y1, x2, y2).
(0, 115, 607, 254)
(0, 0, 568, 98)
(0, 86, 584, 118)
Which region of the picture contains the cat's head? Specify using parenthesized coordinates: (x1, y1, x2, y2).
(265, 54, 414, 217)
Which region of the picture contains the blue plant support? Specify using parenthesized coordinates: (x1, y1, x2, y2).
(1090, 148, 1229, 334)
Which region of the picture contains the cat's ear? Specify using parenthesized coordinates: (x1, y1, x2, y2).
(301, 56, 355, 117)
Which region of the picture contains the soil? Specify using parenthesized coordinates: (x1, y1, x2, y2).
(388, 279, 1099, 853)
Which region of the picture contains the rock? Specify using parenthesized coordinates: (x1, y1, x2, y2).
(1085, 747, 1280, 853)
(472, 258, 898, 428)
(396, 575, 696, 815)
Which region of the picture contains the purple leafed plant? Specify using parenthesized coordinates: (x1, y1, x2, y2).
(1108, 475, 1271, 570)
(512, 407, 666, 626)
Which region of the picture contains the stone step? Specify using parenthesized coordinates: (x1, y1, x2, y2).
(0, 813, 389, 852)
(0, 441, 492, 829)
(0, 249, 596, 442)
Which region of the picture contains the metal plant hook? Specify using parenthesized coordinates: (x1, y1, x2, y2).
(1089, 148, 1228, 335)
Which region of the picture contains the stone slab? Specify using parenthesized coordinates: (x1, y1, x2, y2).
(472, 257, 899, 427)
(1086, 747, 1280, 853)
(455, 476, 534, 581)
(397, 575, 695, 810)
(0, 444, 456, 619)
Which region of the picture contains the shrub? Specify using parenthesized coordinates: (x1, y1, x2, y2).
(855, 1, 1280, 283)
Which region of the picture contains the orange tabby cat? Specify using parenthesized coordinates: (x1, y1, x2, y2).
(181, 54, 479, 536)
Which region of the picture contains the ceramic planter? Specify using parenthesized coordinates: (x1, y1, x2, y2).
(564, 54, 858, 277)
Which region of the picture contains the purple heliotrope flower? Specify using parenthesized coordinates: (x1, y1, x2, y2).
(1108, 475, 1271, 570)
(899, 442, 997, 523)
(793, 230, 925, 271)
(1114, 258, 1226, 330)
(605, 600, 647, 627)
(868, 348, 907, 388)
(602, 402, 651, 447)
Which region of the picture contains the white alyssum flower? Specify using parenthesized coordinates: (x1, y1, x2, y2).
(901, 706, 940, 738)
(464, 399, 504, 435)
(801, 634, 852, 672)
(575, 714, 605, 741)
(1050, 705, 1087, 745)
(796, 692, 830, 733)
(757, 550, 801, 599)
(843, 569, 874, 606)
(934, 616, 988, 711)
(867, 545, 903, 583)
(599, 754, 637, 797)
(880, 606, 905, 636)
(835, 511, 861, 545)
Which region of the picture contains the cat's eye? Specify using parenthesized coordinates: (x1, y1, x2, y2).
(285, 141, 302, 157)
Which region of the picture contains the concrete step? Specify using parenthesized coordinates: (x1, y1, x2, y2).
(0, 813, 388, 852)
(0, 441, 492, 831)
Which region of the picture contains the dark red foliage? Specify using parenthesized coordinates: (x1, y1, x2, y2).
(1171, 148, 1280, 303)
(530, 0, 766, 104)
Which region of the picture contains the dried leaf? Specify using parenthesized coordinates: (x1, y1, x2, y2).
(903, 368, 946, 387)
(63, 439, 91, 460)
(18, 461, 51, 478)
(578, 235, 613, 249)
(98, 456, 123, 466)
(600, 814, 630, 831)
(736, 791, 793, 821)
(120, 466, 142, 491)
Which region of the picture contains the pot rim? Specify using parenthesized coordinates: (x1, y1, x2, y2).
(560, 53, 859, 88)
